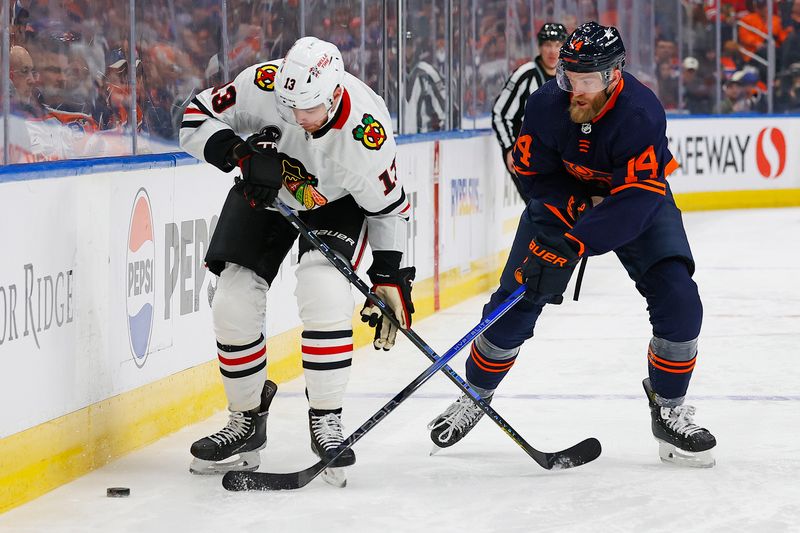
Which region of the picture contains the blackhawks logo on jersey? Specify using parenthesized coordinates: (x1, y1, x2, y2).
(254, 64, 278, 91)
(281, 157, 328, 209)
(352, 113, 386, 150)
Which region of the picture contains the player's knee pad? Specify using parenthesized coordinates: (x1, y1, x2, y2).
(212, 263, 269, 345)
(295, 250, 354, 331)
(639, 259, 703, 342)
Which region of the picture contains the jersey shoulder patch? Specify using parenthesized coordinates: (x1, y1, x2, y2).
(254, 63, 279, 92)
(352, 113, 387, 150)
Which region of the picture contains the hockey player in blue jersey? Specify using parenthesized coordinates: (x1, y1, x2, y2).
(428, 22, 716, 467)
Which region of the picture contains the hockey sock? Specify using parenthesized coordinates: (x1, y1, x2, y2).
(302, 329, 353, 410)
(465, 334, 520, 393)
(217, 334, 268, 412)
(647, 336, 697, 406)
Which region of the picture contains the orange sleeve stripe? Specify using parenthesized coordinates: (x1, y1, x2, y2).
(564, 233, 585, 256)
(664, 157, 679, 178)
(543, 203, 574, 229)
(611, 182, 666, 196)
(641, 179, 666, 189)
(648, 349, 696, 368)
(513, 165, 537, 175)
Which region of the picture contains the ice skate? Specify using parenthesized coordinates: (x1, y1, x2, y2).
(643, 378, 716, 468)
(309, 408, 355, 488)
(428, 393, 490, 455)
(190, 380, 277, 475)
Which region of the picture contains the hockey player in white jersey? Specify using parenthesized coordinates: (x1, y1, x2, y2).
(179, 37, 414, 485)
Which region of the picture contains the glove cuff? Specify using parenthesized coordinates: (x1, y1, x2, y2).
(366, 250, 403, 285)
(225, 141, 252, 168)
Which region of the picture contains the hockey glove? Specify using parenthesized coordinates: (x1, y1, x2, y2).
(516, 233, 581, 304)
(229, 128, 283, 209)
(361, 266, 416, 351)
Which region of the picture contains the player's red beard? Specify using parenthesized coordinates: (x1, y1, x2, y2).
(568, 89, 610, 123)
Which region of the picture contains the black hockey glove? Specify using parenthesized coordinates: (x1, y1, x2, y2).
(516, 233, 581, 305)
(361, 265, 416, 351)
(229, 127, 283, 209)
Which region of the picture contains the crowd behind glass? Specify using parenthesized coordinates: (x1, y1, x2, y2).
(1, 0, 798, 164)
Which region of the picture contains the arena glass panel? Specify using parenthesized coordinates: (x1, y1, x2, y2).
(134, 0, 225, 154)
(225, 0, 299, 77)
(402, 0, 447, 134)
(6, 0, 133, 160)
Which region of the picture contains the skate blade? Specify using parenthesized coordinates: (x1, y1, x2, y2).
(658, 441, 715, 468)
(321, 467, 347, 488)
(429, 444, 444, 456)
(189, 451, 261, 475)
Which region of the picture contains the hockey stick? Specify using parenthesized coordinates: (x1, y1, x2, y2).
(230, 197, 599, 475)
(223, 283, 527, 491)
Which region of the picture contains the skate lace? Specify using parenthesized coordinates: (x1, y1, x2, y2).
(426, 395, 483, 442)
(663, 404, 704, 437)
(311, 413, 345, 451)
(208, 411, 252, 446)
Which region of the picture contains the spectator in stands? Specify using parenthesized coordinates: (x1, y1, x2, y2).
(9, 44, 42, 117)
(780, 1, 800, 68)
(655, 38, 679, 68)
(739, 0, 790, 65)
(721, 40, 744, 79)
(775, 62, 800, 111)
(657, 60, 679, 110)
(682, 56, 713, 114)
(718, 68, 766, 113)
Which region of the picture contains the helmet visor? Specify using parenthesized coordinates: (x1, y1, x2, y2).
(556, 61, 612, 92)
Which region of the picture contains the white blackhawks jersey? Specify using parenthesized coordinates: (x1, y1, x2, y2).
(179, 59, 408, 254)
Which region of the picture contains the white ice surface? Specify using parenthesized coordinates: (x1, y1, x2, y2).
(2, 208, 799, 533)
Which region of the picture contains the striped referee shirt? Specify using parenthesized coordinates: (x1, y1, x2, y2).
(404, 60, 447, 133)
(492, 56, 554, 154)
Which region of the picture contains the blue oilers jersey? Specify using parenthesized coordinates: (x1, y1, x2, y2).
(512, 72, 679, 257)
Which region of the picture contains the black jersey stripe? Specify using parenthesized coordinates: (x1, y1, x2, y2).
(190, 96, 215, 118)
(362, 188, 406, 216)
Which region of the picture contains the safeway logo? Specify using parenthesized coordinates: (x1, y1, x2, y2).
(755, 127, 786, 179)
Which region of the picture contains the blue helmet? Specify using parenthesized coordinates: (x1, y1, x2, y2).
(559, 21, 625, 73)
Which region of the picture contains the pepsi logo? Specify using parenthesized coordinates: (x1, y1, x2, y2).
(755, 127, 786, 179)
(126, 188, 154, 366)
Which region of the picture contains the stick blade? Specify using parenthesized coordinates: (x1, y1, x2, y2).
(545, 437, 602, 470)
(222, 462, 325, 491)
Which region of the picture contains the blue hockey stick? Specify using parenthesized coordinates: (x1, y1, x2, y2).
(221, 198, 600, 490)
(223, 282, 526, 490)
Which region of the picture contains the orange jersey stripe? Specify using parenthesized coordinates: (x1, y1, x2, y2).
(664, 157, 680, 178)
(544, 203, 574, 229)
(611, 182, 667, 196)
(641, 179, 667, 189)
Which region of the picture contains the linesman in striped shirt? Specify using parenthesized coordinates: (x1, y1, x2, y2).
(492, 23, 567, 201)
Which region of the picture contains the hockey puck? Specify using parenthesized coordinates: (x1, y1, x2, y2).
(106, 487, 130, 498)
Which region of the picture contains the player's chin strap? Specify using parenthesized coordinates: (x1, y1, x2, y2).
(572, 256, 588, 301)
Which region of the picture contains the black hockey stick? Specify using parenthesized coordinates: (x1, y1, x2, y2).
(233, 197, 599, 473)
(223, 283, 527, 491)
